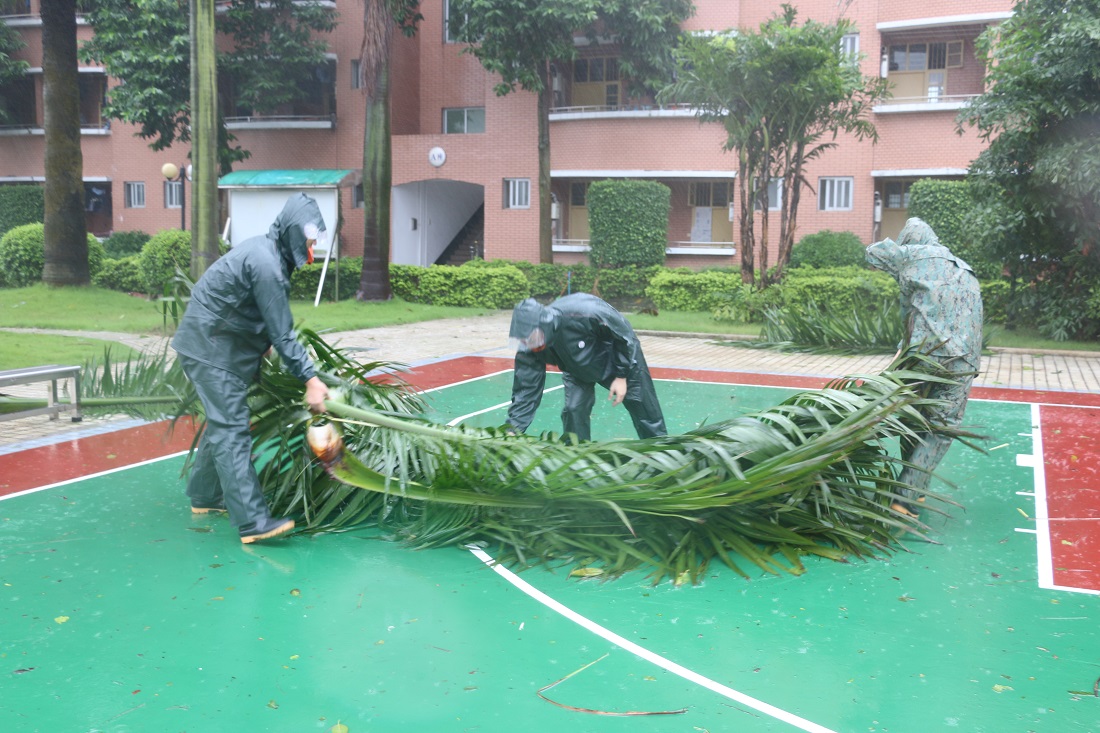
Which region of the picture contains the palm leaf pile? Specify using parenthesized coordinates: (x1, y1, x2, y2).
(19, 329, 981, 585)
(747, 297, 905, 355)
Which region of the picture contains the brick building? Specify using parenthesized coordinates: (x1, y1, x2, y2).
(0, 0, 1012, 270)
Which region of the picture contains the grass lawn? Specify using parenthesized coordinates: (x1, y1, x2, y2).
(0, 332, 141, 371)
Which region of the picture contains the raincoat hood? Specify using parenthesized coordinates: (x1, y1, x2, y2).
(508, 298, 558, 351)
(268, 193, 327, 273)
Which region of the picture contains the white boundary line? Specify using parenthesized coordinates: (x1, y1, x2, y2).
(0, 450, 188, 502)
(1020, 403, 1100, 596)
(466, 545, 838, 733)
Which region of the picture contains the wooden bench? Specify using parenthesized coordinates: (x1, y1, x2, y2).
(0, 365, 83, 423)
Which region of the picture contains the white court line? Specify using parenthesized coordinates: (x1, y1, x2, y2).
(1022, 403, 1100, 596)
(446, 385, 564, 427)
(466, 545, 838, 733)
(0, 450, 188, 502)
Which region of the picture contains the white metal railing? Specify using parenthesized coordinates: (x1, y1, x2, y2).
(550, 103, 695, 115)
(224, 114, 336, 125)
(552, 238, 736, 254)
(877, 93, 979, 106)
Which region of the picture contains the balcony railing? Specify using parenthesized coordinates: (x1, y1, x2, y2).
(224, 114, 336, 129)
(552, 238, 736, 255)
(550, 102, 695, 115)
(875, 93, 979, 111)
(0, 0, 30, 17)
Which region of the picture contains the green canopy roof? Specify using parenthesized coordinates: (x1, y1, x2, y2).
(218, 169, 356, 188)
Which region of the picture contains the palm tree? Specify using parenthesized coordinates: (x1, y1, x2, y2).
(41, 0, 89, 286)
(355, 1, 421, 301)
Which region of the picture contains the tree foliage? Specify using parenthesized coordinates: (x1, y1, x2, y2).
(80, 0, 336, 173)
(959, 0, 1100, 336)
(450, 0, 694, 262)
(660, 5, 889, 289)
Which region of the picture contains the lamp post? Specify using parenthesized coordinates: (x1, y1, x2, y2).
(161, 162, 188, 231)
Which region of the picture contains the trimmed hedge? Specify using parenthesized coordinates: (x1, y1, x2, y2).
(789, 230, 867, 269)
(104, 230, 151, 259)
(93, 255, 145, 293)
(0, 223, 104, 287)
(0, 184, 45, 238)
(138, 229, 192, 296)
(587, 180, 670, 268)
(390, 263, 529, 308)
(289, 257, 364, 301)
(908, 179, 1003, 280)
(646, 269, 744, 312)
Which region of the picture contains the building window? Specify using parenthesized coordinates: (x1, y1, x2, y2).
(572, 56, 620, 108)
(818, 177, 853, 211)
(352, 183, 364, 209)
(884, 181, 913, 210)
(752, 178, 783, 211)
(690, 181, 732, 208)
(504, 178, 531, 209)
(444, 0, 466, 43)
(443, 107, 485, 134)
(889, 40, 963, 71)
(350, 59, 361, 90)
(78, 72, 107, 128)
(0, 72, 35, 127)
(164, 180, 182, 209)
(840, 33, 859, 60)
(569, 182, 587, 207)
(124, 182, 146, 209)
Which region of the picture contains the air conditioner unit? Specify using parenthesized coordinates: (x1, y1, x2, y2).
(550, 202, 561, 220)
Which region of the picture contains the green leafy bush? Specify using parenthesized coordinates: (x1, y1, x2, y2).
(104, 230, 151, 259)
(0, 223, 104, 287)
(390, 263, 529, 308)
(789, 230, 866, 269)
(979, 280, 1010, 325)
(93, 255, 145, 293)
(0, 185, 44, 238)
(289, 257, 364, 301)
(646, 268, 744, 312)
(587, 180, 670, 268)
(138, 229, 192, 296)
(594, 265, 662, 300)
(908, 178, 1003, 280)
(778, 267, 898, 313)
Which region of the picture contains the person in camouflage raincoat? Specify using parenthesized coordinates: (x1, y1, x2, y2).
(866, 217, 984, 516)
(172, 193, 330, 543)
(506, 294, 667, 442)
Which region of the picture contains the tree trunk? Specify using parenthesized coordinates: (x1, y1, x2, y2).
(191, 0, 220, 279)
(537, 62, 553, 264)
(41, 0, 87, 287)
(356, 0, 394, 301)
(737, 151, 755, 286)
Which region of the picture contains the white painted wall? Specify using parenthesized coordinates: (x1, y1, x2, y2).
(224, 188, 340, 255)
(392, 180, 484, 266)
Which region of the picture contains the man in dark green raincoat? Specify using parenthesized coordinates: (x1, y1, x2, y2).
(505, 294, 666, 442)
(172, 193, 330, 543)
(866, 217, 984, 517)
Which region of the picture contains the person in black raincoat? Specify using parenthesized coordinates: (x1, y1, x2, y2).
(172, 193, 330, 543)
(505, 294, 666, 442)
(866, 217, 984, 517)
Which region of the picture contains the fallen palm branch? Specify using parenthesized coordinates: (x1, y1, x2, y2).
(49, 329, 980, 584)
(535, 654, 687, 716)
(297, 354, 977, 584)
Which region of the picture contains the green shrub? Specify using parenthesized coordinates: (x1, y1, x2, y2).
(789, 230, 867, 269)
(908, 178, 1003, 280)
(646, 269, 744, 312)
(93, 255, 145, 293)
(980, 280, 1010, 325)
(593, 265, 662, 300)
(104, 230, 151, 259)
(0, 223, 104, 287)
(778, 267, 898, 313)
(0, 184, 44, 238)
(587, 180, 670, 268)
(290, 257, 364, 301)
(139, 229, 192, 296)
(390, 263, 529, 308)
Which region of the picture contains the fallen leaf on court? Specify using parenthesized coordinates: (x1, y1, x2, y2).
(569, 567, 604, 578)
(267, 700, 279, 709)
(1017, 508, 1030, 519)
(536, 654, 687, 716)
(331, 722, 349, 733)
(992, 685, 1013, 693)
(643, 676, 656, 681)
(898, 595, 915, 602)
(290, 589, 301, 596)
(54, 616, 69, 624)
(1061, 540, 1075, 546)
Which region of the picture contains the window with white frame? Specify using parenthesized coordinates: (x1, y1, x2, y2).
(504, 178, 531, 209)
(443, 107, 485, 134)
(818, 177, 853, 211)
(164, 180, 182, 209)
(124, 181, 145, 209)
(752, 177, 783, 211)
(840, 33, 859, 60)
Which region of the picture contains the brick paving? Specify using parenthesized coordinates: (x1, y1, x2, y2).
(3, 316, 1099, 454)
